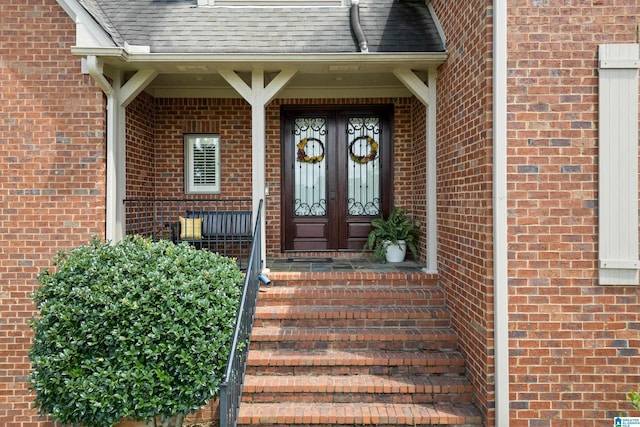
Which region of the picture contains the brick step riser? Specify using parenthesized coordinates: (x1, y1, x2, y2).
(245, 364, 467, 376)
(243, 424, 481, 427)
(267, 279, 439, 288)
(257, 303, 447, 311)
(242, 392, 474, 405)
(258, 287, 443, 299)
(257, 302, 444, 311)
(254, 318, 451, 328)
(250, 340, 459, 352)
(237, 410, 483, 427)
(242, 423, 481, 427)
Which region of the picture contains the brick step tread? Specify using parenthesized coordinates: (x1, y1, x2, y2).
(246, 349, 466, 376)
(251, 326, 458, 342)
(268, 272, 438, 288)
(243, 374, 474, 395)
(247, 349, 466, 369)
(255, 305, 451, 320)
(237, 402, 482, 426)
(258, 286, 445, 306)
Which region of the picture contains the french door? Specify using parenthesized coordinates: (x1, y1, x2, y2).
(282, 105, 393, 251)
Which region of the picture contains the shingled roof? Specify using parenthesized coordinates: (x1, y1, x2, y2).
(77, 0, 445, 54)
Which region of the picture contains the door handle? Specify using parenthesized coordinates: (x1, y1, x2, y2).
(330, 188, 335, 200)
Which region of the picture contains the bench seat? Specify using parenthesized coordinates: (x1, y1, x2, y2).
(172, 210, 253, 245)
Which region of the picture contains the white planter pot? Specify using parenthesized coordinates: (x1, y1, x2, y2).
(385, 240, 407, 263)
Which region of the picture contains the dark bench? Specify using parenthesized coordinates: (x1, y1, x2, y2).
(171, 210, 253, 249)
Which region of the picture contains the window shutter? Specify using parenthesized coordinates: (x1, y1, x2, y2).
(193, 139, 218, 187)
(185, 135, 221, 194)
(598, 44, 640, 285)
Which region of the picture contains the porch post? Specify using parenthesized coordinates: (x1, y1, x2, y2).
(219, 68, 297, 269)
(251, 71, 268, 267)
(86, 57, 157, 243)
(87, 56, 123, 243)
(392, 68, 438, 273)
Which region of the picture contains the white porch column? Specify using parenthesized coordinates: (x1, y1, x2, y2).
(219, 69, 297, 269)
(493, 0, 509, 423)
(393, 68, 438, 274)
(86, 56, 157, 243)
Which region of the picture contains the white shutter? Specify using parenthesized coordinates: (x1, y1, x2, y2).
(185, 135, 221, 194)
(598, 44, 640, 285)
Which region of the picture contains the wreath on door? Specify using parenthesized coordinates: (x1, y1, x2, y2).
(297, 138, 325, 164)
(349, 136, 379, 164)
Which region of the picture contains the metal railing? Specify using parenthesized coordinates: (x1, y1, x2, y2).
(219, 200, 263, 427)
(123, 198, 253, 269)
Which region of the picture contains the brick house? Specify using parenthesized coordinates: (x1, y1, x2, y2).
(1, 0, 639, 426)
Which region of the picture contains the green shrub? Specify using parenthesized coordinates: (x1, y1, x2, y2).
(628, 389, 640, 410)
(30, 236, 243, 427)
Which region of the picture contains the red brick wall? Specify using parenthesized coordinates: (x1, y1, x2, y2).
(430, 0, 496, 424)
(0, 1, 106, 425)
(411, 99, 428, 262)
(506, 2, 640, 425)
(127, 92, 156, 199)
(435, 0, 640, 425)
(152, 98, 253, 199)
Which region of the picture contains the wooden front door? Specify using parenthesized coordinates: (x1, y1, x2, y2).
(282, 105, 393, 252)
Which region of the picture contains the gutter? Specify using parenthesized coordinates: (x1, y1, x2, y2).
(493, 0, 509, 425)
(70, 48, 448, 65)
(350, 0, 369, 53)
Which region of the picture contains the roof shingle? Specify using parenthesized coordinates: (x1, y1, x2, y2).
(78, 0, 445, 54)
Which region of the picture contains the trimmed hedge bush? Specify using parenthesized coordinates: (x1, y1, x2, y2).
(29, 236, 243, 427)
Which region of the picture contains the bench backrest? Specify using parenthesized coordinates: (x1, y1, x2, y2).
(186, 210, 252, 238)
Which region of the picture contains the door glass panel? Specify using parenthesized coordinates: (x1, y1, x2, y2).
(347, 116, 381, 216)
(294, 117, 327, 216)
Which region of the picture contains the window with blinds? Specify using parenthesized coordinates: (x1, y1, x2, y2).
(184, 134, 221, 194)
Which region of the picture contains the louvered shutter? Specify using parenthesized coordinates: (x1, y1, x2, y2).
(185, 135, 221, 194)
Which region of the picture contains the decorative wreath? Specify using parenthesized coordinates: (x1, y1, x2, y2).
(297, 138, 325, 164)
(350, 136, 379, 164)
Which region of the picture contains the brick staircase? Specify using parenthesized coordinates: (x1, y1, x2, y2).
(237, 271, 483, 427)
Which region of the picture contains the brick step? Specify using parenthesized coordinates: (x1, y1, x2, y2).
(240, 272, 480, 427)
(254, 305, 451, 328)
(249, 326, 459, 351)
(257, 286, 445, 307)
(242, 374, 474, 404)
(236, 402, 483, 426)
(267, 272, 438, 288)
(246, 349, 467, 376)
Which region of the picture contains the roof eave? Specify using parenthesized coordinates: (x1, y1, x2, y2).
(70, 47, 449, 72)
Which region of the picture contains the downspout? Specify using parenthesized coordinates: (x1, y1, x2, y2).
(350, 0, 369, 53)
(493, 0, 509, 426)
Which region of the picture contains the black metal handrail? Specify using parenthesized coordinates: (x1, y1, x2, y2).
(219, 200, 263, 427)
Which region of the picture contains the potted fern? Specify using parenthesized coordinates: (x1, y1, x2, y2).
(364, 206, 420, 262)
(29, 236, 243, 427)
